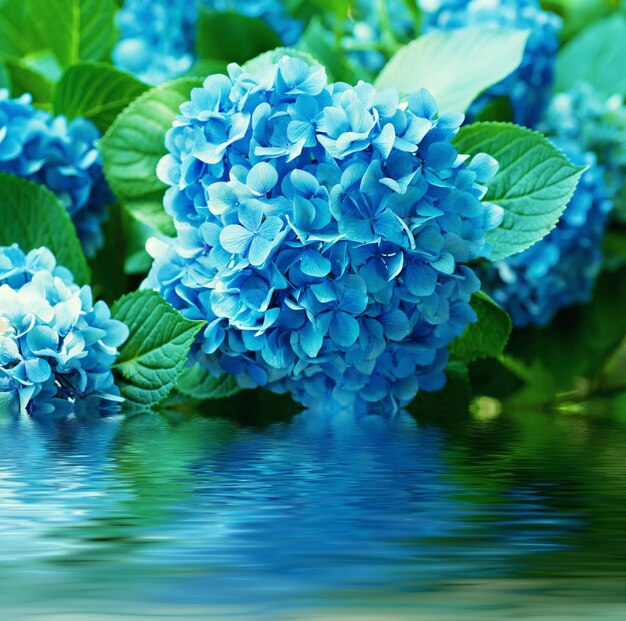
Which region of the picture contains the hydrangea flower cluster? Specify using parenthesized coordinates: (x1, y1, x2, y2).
(421, 0, 562, 126)
(0, 245, 128, 416)
(480, 140, 612, 327)
(113, 0, 303, 85)
(0, 90, 112, 258)
(145, 57, 503, 411)
(539, 82, 626, 218)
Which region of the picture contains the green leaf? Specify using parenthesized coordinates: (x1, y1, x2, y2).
(0, 0, 43, 58)
(176, 363, 241, 401)
(374, 27, 529, 114)
(556, 14, 626, 97)
(28, 0, 116, 68)
(0, 173, 90, 284)
(196, 10, 281, 65)
(450, 291, 512, 363)
(54, 62, 148, 132)
(453, 122, 585, 261)
(100, 77, 202, 235)
(184, 58, 228, 78)
(111, 290, 205, 407)
(3, 56, 53, 103)
(296, 16, 357, 83)
(0, 59, 10, 90)
(242, 46, 323, 74)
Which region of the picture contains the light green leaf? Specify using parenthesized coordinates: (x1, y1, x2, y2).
(196, 10, 281, 65)
(111, 290, 205, 407)
(374, 27, 529, 114)
(0, 173, 90, 284)
(243, 47, 323, 74)
(176, 363, 241, 401)
(28, 0, 116, 68)
(449, 291, 512, 363)
(54, 62, 148, 132)
(100, 77, 202, 235)
(556, 14, 626, 97)
(453, 122, 585, 260)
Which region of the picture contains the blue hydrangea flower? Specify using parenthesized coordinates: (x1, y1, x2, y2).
(480, 140, 612, 327)
(113, 0, 303, 85)
(0, 244, 128, 416)
(145, 57, 503, 412)
(421, 0, 561, 126)
(540, 82, 626, 218)
(0, 90, 112, 258)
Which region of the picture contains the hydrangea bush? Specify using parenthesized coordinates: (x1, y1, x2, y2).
(541, 82, 626, 217)
(480, 140, 612, 327)
(421, 0, 562, 125)
(0, 90, 111, 258)
(145, 57, 503, 411)
(114, 0, 303, 84)
(0, 245, 128, 415)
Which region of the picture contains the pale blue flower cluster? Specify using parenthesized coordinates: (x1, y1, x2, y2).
(113, 0, 303, 85)
(421, 0, 561, 126)
(0, 90, 112, 258)
(145, 57, 503, 411)
(0, 245, 128, 415)
(540, 82, 626, 217)
(481, 141, 612, 327)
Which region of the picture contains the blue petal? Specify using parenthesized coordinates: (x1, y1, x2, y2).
(220, 225, 253, 254)
(330, 312, 359, 348)
(247, 162, 278, 196)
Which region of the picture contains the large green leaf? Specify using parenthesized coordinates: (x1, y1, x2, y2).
(453, 122, 585, 261)
(556, 14, 626, 97)
(54, 62, 148, 132)
(28, 0, 116, 68)
(374, 27, 529, 114)
(449, 291, 512, 363)
(100, 77, 202, 235)
(196, 10, 281, 65)
(111, 290, 205, 407)
(0, 173, 89, 284)
(0, 0, 42, 58)
(176, 363, 241, 401)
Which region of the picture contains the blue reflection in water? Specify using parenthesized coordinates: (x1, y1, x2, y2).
(0, 402, 624, 619)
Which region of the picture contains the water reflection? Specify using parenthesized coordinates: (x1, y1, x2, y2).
(0, 396, 625, 619)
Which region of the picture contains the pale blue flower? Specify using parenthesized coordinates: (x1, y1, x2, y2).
(0, 245, 128, 415)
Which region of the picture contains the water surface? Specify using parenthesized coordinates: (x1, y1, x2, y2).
(0, 395, 625, 620)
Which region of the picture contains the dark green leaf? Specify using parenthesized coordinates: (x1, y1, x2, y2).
(0, 58, 10, 90)
(196, 10, 281, 65)
(375, 27, 529, 114)
(450, 291, 512, 362)
(0, 173, 90, 284)
(453, 122, 585, 260)
(184, 58, 228, 79)
(54, 62, 148, 132)
(111, 290, 205, 407)
(176, 363, 241, 401)
(101, 77, 202, 234)
(28, 0, 117, 68)
(3, 56, 53, 103)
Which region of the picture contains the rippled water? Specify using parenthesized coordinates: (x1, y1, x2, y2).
(1, 393, 625, 620)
